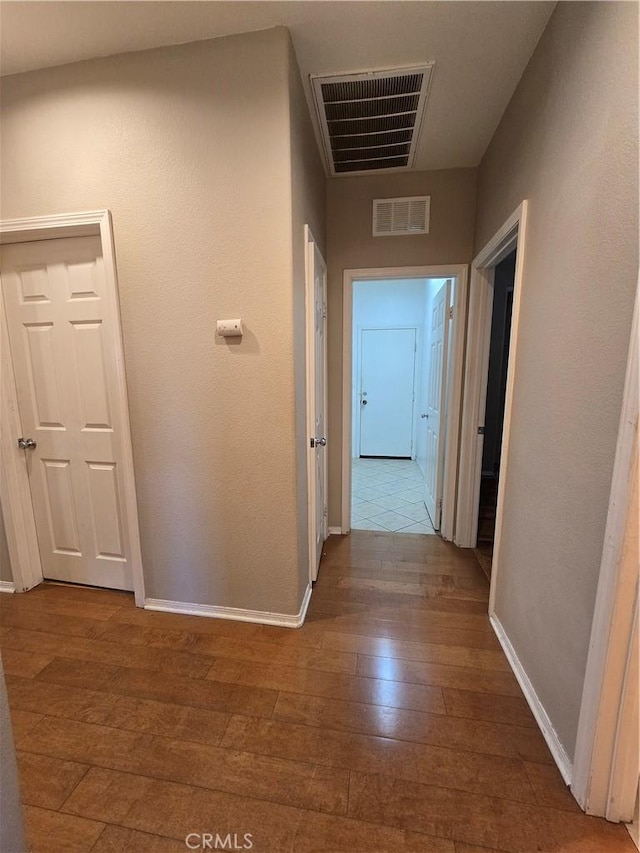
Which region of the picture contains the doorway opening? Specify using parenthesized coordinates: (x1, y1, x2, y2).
(455, 202, 527, 624)
(348, 275, 458, 535)
(475, 249, 516, 577)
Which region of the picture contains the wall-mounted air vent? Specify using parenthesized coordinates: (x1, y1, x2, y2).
(311, 64, 434, 177)
(373, 196, 431, 237)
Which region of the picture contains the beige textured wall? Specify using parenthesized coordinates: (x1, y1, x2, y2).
(0, 659, 25, 853)
(287, 34, 327, 601)
(326, 168, 477, 525)
(0, 28, 306, 615)
(0, 512, 11, 583)
(475, 1, 638, 758)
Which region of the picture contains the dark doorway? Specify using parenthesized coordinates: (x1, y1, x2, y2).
(476, 249, 516, 576)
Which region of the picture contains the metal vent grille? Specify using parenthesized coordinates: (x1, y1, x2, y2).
(372, 196, 431, 237)
(311, 65, 434, 177)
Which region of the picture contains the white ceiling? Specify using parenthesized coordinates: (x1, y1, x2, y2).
(0, 1, 555, 172)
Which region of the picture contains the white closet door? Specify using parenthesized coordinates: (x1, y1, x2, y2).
(2, 235, 134, 590)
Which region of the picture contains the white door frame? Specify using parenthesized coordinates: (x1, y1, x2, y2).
(341, 264, 468, 540)
(455, 202, 528, 608)
(354, 324, 419, 461)
(572, 282, 639, 820)
(0, 210, 146, 606)
(305, 226, 328, 583)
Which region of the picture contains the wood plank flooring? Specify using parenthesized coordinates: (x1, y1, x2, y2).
(1, 530, 635, 852)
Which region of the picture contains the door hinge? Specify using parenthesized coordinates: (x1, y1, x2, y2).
(437, 498, 443, 509)
(322, 303, 327, 320)
(449, 306, 454, 320)
(323, 504, 328, 518)
(477, 426, 485, 435)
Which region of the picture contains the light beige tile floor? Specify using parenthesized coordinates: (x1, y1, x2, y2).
(351, 458, 436, 533)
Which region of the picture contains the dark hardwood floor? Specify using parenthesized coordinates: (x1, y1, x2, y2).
(0, 530, 635, 852)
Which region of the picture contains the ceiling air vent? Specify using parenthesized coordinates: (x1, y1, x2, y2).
(311, 64, 434, 177)
(373, 196, 430, 237)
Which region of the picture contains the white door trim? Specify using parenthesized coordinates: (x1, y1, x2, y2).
(305, 226, 328, 583)
(0, 210, 146, 606)
(455, 202, 528, 621)
(572, 281, 639, 820)
(341, 264, 468, 539)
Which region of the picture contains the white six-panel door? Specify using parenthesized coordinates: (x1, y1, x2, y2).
(424, 279, 451, 529)
(1, 235, 135, 590)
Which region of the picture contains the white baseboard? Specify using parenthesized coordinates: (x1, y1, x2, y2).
(144, 584, 313, 629)
(490, 613, 573, 785)
(0, 581, 15, 594)
(298, 583, 312, 626)
(327, 526, 343, 535)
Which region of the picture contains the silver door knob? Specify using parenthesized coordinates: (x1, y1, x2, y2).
(420, 413, 429, 419)
(17, 437, 37, 450)
(313, 437, 327, 447)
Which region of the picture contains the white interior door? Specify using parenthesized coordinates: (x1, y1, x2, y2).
(359, 328, 416, 458)
(424, 280, 451, 528)
(306, 232, 327, 582)
(1, 235, 136, 590)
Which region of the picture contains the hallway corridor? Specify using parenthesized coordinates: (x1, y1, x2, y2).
(0, 532, 635, 852)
